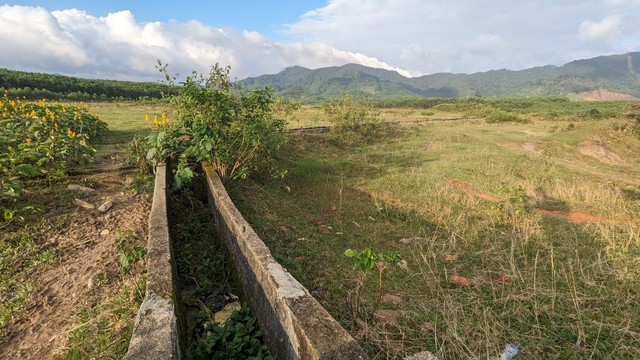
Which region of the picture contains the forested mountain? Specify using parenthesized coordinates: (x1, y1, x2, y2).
(2, 52, 638, 102)
(240, 52, 640, 101)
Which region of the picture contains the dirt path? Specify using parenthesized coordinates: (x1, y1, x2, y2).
(447, 178, 635, 226)
(0, 163, 150, 358)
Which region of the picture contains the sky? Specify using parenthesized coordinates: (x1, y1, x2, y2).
(1, 1, 639, 82)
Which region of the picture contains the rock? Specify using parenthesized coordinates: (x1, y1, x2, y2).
(215, 301, 241, 323)
(75, 199, 95, 210)
(382, 293, 403, 305)
(405, 351, 438, 360)
(398, 259, 409, 271)
(68, 184, 95, 192)
(373, 310, 416, 325)
(98, 200, 114, 212)
(100, 229, 110, 237)
(87, 276, 96, 290)
(374, 310, 401, 325)
(318, 225, 331, 234)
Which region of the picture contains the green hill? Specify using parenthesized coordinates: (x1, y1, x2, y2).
(0, 68, 169, 101)
(240, 52, 640, 101)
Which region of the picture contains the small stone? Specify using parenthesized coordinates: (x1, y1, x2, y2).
(215, 301, 241, 323)
(68, 184, 95, 192)
(87, 277, 96, 290)
(100, 229, 110, 236)
(284, 185, 292, 193)
(98, 200, 114, 212)
(382, 293, 403, 305)
(398, 259, 409, 271)
(75, 199, 95, 210)
(374, 310, 401, 325)
(404, 351, 438, 360)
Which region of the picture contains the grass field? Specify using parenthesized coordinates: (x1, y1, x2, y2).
(229, 108, 640, 358)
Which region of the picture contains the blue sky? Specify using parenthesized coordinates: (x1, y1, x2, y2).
(2, 1, 326, 39)
(1, 1, 639, 81)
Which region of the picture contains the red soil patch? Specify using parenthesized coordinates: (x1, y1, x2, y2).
(446, 179, 500, 202)
(579, 89, 637, 101)
(531, 208, 629, 225)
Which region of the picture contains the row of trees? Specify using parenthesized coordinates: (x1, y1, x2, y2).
(0, 68, 171, 101)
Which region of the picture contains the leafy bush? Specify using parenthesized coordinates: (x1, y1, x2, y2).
(484, 108, 523, 123)
(187, 304, 275, 360)
(115, 229, 147, 275)
(322, 91, 384, 141)
(145, 64, 286, 185)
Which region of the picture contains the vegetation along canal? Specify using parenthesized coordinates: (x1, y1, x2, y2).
(168, 172, 275, 359)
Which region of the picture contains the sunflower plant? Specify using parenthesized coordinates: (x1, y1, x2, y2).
(1, 93, 107, 219)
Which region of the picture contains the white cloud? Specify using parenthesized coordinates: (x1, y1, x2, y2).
(1, 2, 640, 81)
(579, 16, 622, 43)
(287, 0, 640, 74)
(0, 4, 416, 81)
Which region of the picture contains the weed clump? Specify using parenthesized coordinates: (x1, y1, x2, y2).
(323, 91, 386, 142)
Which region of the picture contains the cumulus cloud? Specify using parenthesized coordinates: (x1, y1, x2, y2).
(0, 5, 414, 80)
(579, 16, 622, 43)
(2, 2, 640, 81)
(287, 0, 640, 74)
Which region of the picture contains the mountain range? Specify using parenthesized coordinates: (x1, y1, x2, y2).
(239, 52, 640, 102)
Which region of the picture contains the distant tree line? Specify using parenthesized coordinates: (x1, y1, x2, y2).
(0, 68, 173, 101)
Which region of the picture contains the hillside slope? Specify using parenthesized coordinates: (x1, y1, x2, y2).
(240, 52, 640, 101)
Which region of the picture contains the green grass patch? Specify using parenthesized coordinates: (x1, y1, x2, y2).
(56, 274, 146, 359)
(230, 116, 640, 359)
(0, 183, 75, 329)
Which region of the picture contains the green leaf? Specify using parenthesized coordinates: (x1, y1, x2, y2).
(3, 208, 15, 220)
(14, 164, 37, 177)
(344, 249, 357, 257)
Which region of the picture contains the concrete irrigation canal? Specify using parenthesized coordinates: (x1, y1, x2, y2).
(124, 162, 367, 359)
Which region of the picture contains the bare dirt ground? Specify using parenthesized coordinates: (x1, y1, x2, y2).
(0, 158, 151, 359)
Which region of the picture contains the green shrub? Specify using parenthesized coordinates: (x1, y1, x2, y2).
(145, 63, 286, 185)
(485, 108, 523, 123)
(322, 91, 384, 141)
